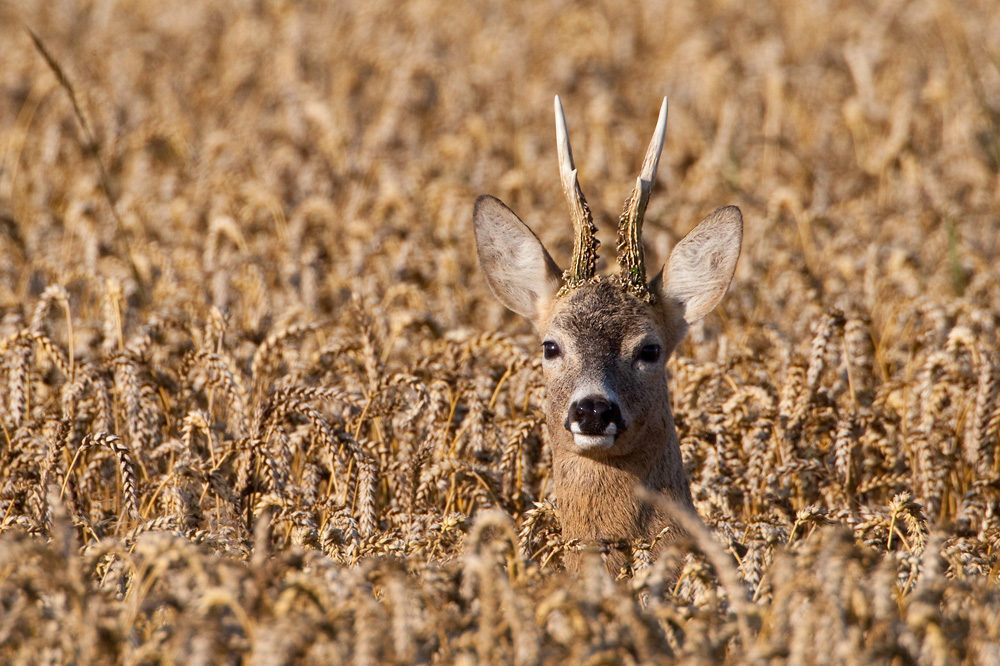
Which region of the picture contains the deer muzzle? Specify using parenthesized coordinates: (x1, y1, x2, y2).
(565, 395, 626, 451)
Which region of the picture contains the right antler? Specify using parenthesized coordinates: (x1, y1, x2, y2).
(617, 97, 668, 302)
(555, 96, 599, 289)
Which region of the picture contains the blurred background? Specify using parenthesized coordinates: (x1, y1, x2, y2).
(3, 0, 998, 348)
(1, 2, 1000, 661)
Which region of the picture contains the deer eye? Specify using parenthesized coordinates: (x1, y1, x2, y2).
(542, 340, 561, 360)
(638, 344, 661, 363)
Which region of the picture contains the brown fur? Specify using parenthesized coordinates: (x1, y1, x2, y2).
(474, 191, 741, 576)
(473, 99, 742, 574)
(538, 279, 694, 572)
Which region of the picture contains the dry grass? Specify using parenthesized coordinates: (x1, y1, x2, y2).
(1, 0, 1000, 663)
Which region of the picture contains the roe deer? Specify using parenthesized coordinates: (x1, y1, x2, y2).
(473, 97, 742, 573)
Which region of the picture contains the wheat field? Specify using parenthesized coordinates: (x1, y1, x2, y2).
(1, 0, 999, 663)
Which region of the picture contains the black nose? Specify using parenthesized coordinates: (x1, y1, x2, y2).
(566, 395, 622, 436)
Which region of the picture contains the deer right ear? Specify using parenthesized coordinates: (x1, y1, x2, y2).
(656, 205, 742, 324)
(473, 195, 563, 322)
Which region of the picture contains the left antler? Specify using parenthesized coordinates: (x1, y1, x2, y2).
(555, 96, 599, 289)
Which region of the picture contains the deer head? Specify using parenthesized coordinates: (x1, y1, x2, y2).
(473, 97, 742, 570)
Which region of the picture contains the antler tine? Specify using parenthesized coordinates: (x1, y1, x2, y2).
(555, 96, 598, 287)
(617, 97, 668, 301)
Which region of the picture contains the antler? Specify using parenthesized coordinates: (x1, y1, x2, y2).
(617, 97, 668, 301)
(555, 96, 599, 288)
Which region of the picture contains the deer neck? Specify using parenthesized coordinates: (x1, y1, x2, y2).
(549, 406, 693, 546)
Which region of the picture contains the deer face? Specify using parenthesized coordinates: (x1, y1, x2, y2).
(472, 97, 742, 463)
(539, 280, 673, 456)
(475, 194, 741, 459)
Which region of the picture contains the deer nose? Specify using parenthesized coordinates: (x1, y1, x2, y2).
(567, 396, 622, 436)
(574, 397, 612, 421)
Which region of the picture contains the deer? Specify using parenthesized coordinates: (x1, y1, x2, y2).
(472, 97, 743, 573)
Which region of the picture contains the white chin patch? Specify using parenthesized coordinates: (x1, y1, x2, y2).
(573, 434, 616, 451)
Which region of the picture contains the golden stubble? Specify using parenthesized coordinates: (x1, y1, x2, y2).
(0, 0, 998, 662)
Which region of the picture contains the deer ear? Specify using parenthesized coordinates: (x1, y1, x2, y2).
(473, 195, 563, 322)
(656, 206, 742, 324)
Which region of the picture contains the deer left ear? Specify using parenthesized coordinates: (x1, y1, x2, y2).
(473, 195, 564, 323)
(654, 206, 742, 324)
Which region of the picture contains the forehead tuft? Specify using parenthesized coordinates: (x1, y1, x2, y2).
(547, 280, 656, 343)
